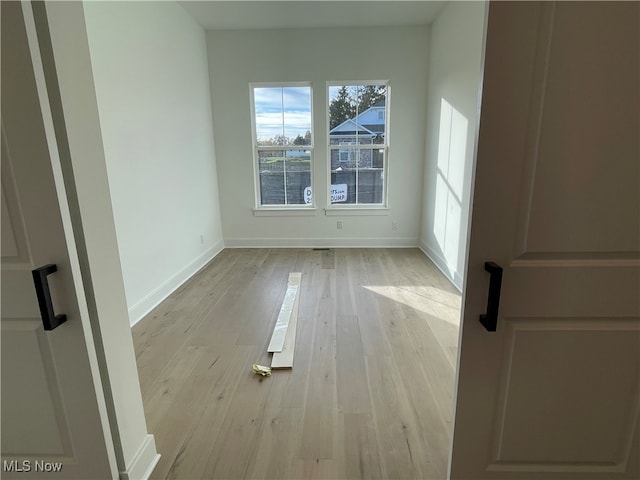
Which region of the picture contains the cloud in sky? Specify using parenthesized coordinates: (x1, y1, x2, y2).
(254, 87, 311, 141)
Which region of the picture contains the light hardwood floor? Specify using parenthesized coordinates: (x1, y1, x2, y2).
(132, 248, 461, 480)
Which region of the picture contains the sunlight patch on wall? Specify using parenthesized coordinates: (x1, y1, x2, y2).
(434, 98, 468, 277)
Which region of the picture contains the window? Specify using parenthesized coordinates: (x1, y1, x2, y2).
(328, 83, 388, 206)
(251, 84, 313, 206)
(339, 141, 355, 163)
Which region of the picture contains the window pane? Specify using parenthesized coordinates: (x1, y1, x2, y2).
(329, 85, 354, 131)
(254, 87, 284, 145)
(285, 150, 311, 205)
(259, 149, 312, 205)
(372, 147, 385, 168)
(283, 87, 312, 146)
(358, 150, 384, 204)
(328, 84, 386, 145)
(259, 150, 284, 204)
(254, 86, 311, 147)
(330, 148, 384, 205)
(331, 148, 359, 204)
(330, 168, 356, 204)
(329, 150, 362, 204)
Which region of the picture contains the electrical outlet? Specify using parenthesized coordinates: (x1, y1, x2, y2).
(337, 221, 343, 230)
(392, 221, 398, 231)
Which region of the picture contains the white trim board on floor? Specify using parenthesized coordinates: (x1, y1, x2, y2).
(267, 272, 301, 353)
(224, 237, 419, 248)
(271, 278, 301, 369)
(118, 434, 160, 480)
(419, 239, 463, 292)
(127, 240, 224, 326)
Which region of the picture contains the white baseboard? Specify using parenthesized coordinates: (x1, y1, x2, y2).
(419, 239, 463, 292)
(224, 237, 419, 248)
(128, 240, 224, 326)
(119, 434, 160, 480)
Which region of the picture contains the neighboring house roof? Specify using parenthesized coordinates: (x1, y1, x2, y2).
(330, 104, 385, 136)
(330, 118, 375, 137)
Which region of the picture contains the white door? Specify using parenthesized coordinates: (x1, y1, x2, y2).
(1, 2, 116, 478)
(452, 2, 640, 479)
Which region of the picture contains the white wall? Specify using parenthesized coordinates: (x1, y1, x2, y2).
(420, 1, 487, 290)
(84, 1, 224, 325)
(207, 26, 429, 247)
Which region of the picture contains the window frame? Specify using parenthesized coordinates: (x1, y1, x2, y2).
(326, 81, 390, 210)
(250, 82, 315, 210)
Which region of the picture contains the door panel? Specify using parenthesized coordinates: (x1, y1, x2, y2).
(1, 2, 114, 478)
(513, 2, 639, 256)
(1, 138, 30, 265)
(451, 2, 640, 478)
(1, 320, 67, 456)
(523, 3, 639, 254)
(491, 318, 639, 471)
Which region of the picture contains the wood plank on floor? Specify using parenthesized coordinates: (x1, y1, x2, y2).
(343, 413, 384, 479)
(299, 271, 336, 460)
(245, 407, 303, 479)
(335, 314, 370, 414)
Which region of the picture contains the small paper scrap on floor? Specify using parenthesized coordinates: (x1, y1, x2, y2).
(252, 364, 272, 377)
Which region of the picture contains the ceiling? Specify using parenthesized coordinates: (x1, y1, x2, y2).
(179, 1, 447, 30)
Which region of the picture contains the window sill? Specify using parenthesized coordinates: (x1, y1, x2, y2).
(253, 208, 318, 217)
(324, 207, 389, 216)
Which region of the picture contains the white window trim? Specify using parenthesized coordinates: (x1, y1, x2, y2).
(326, 81, 390, 210)
(250, 82, 314, 210)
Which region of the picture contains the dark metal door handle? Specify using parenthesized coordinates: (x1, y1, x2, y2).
(32, 264, 67, 331)
(479, 262, 502, 332)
